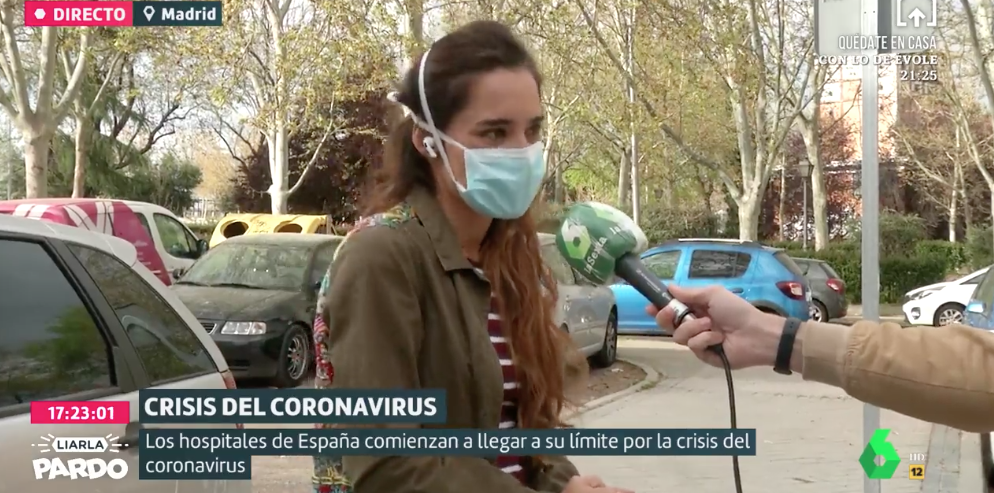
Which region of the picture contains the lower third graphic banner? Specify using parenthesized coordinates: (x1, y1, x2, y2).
(140, 428, 756, 479)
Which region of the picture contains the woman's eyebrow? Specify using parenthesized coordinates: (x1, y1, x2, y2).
(476, 118, 511, 127)
(475, 115, 544, 128)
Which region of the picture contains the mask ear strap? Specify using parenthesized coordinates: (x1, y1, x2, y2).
(417, 48, 464, 190)
(417, 49, 441, 141)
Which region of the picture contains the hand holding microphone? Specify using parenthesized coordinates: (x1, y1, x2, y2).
(553, 201, 785, 371)
(648, 284, 784, 370)
(555, 202, 748, 493)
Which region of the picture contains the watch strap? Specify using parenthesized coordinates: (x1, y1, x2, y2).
(774, 317, 802, 375)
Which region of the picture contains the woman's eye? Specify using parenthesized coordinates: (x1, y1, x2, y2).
(482, 129, 505, 142)
(527, 126, 543, 142)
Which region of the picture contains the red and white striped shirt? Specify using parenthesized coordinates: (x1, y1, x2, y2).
(483, 284, 526, 482)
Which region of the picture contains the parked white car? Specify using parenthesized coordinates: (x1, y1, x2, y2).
(901, 267, 989, 326)
(538, 233, 618, 367)
(0, 214, 248, 493)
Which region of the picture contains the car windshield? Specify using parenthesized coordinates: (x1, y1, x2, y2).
(178, 242, 312, 291)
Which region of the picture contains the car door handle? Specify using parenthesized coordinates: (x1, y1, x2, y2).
(730, 288, 744, 294)
(119, 422, 144, 450)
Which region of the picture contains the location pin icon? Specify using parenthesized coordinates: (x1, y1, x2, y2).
(143, 5, 155, 21)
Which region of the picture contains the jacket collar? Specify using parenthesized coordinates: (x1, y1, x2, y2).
(408, 186, 473, 272)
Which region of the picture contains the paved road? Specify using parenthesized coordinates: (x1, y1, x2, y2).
(250, 337, 985, 492)
(571, 338, 980, 493)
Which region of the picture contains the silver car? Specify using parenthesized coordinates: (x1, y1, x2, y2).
(0, 215, 249, 493)
(538, 233, 618, 367)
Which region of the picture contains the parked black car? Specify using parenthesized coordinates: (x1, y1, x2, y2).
(792, 257, 848, 322)
(171, 233, 342, 387)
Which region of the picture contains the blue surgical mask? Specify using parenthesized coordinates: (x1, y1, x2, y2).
(415, 48, 547, 219)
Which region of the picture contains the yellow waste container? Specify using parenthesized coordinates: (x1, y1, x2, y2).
(209, 214, 330, 247)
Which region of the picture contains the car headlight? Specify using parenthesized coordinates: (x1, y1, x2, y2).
(220, 321, 267, 335)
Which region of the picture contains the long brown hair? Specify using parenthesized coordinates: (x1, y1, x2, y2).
(365, 21, 579, 430)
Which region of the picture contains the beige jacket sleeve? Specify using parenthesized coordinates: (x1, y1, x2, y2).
(800, 320, 994, 433)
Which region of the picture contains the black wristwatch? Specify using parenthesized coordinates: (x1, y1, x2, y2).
(774, 317, 802, 375)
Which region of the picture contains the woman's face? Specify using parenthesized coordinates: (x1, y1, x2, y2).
(422, 68, 543, 191)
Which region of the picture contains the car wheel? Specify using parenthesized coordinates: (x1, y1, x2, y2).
(810, 301, 829, 322)
(273, 325, 310, 388)
(933, 303, 965, 327)
(591, 309, 618, 368)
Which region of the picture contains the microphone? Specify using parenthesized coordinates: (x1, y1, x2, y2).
(553, 201, 694, 328)
(554, 201, 744, 493)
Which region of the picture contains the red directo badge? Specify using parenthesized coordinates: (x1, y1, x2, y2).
(30, 401, 130, 424)
(23, 1, 134, 27)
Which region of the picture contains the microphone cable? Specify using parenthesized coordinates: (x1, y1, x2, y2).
(711, 345, 743, 493)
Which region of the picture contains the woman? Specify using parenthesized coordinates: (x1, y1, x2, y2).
(311, 21, 633, 493)
(651, 284, 994, 432)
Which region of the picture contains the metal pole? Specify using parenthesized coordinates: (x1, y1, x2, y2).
(861, 0, 881, 492)
(802, 180, 809, 250)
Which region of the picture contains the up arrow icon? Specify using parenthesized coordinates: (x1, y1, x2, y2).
(908, 8, 926, 27)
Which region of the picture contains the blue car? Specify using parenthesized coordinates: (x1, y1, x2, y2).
(964, 265, 994, 330)
(613, 239, 811, 334)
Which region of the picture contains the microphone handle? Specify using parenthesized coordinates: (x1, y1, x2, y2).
(615, 252, 695, 328)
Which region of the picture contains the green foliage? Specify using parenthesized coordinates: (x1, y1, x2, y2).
(914, 240, 968, 273)
(784, 241, 948, 304)
(849, 211, 928, 257)
(4, 134, 200, 213)
(639, 205, 732, 245)
(966, 226, 994, 271)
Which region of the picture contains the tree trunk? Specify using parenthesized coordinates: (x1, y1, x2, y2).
(800, 121, 829, 250)
(810, 164, 829, 250)
(990, 193, 994, 249)
(737, 191, 762, 240)
(777, 168, 786, 240)
(617, 149, 630, 209)
(267, 125, 290, 214)
(72, 115, 91, 198)
(948, 186, 958, 242)
(958, 163, 971, 229)
(23, 130, 52, 198)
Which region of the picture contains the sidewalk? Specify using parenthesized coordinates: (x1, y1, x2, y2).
(570, 342, 936, 492)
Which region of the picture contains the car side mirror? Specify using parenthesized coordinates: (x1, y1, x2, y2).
(197, 239, 209, 255)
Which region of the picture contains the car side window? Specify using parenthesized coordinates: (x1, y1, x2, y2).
(68, 243, 216, 384)
(963, 272, 984, 285)
(688, 250, 751, 279)
(540, 244, 577, 285)
(154, 213, 197, 259)
(971, 270, 994, 316)
(311, 243, 339, 285)
(643, 250, 681, 279)
(136, 213, 153, 239)
(0, 239, 115, 409)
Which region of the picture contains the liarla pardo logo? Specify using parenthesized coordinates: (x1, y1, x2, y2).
(32, 434, 127, 480)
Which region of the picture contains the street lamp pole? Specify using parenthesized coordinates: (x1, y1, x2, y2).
(798, 159, 812, 250)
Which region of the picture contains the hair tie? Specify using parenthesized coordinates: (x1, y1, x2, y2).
(387, 91, 413, 118)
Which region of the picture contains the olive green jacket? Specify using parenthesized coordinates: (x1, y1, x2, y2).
(320, 187, 579, 492)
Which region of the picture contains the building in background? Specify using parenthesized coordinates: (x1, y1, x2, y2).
(820, 60, 937, 158)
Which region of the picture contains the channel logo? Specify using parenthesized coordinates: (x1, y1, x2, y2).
(32, 434, 128, 480)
